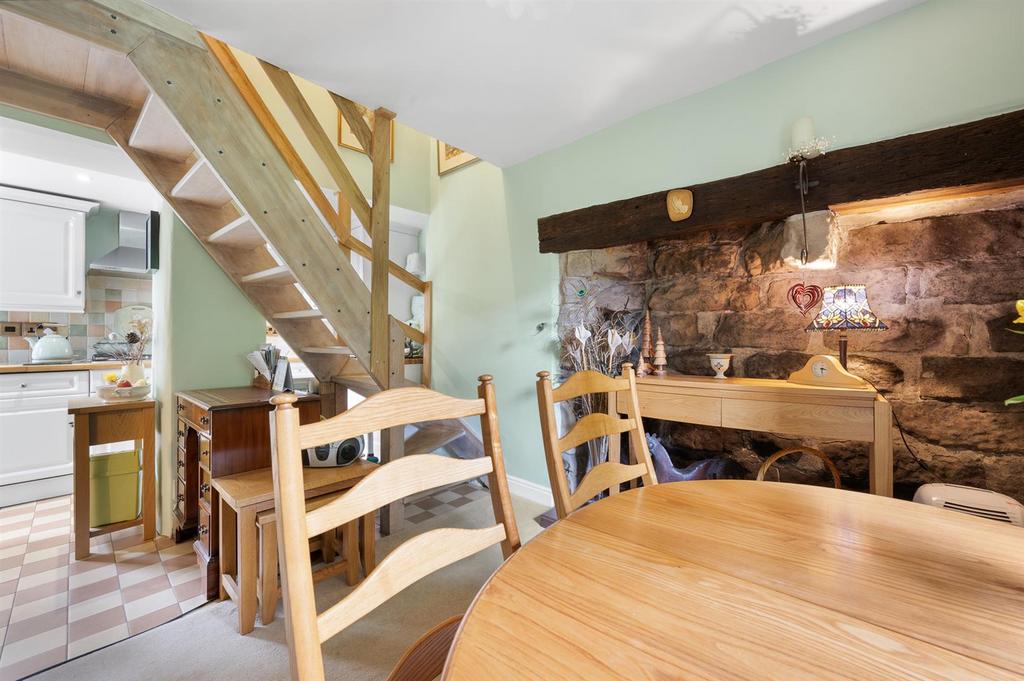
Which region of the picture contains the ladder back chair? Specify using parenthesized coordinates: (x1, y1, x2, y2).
(269, 376, 520, 681)
(537, 363, 657, 519)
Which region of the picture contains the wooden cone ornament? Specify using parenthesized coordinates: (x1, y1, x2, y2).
(653, 328, 668, 376)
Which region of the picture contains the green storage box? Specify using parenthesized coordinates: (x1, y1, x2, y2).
(89, 449, 142, 527)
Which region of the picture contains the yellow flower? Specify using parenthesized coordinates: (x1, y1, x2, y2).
(103, 372, 119, 384)
(1014, 300, 1024, 324)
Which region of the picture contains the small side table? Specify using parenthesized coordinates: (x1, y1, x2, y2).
(69, 397, 156, 559)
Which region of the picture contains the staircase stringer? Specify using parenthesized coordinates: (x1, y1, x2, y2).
(123, 31, 374, 375)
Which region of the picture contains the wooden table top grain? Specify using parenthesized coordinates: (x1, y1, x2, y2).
(443, 481, 1024, 680)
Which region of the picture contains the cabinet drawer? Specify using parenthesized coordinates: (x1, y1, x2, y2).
(0, 371, 89, 400)
(177, 419, 187, 450)
(177, 397, 211, 432)
(175, 447, 188, 478)
(633, 387, 721, 427)
(196, 503, 212, 552)
(199, 434, 211, 469)
(175, 476, 188, 520)
(200, 468, 212, 507)
(721, 399, 874, 441)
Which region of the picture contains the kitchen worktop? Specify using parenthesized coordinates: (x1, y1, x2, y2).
(0, 360, 153, 374)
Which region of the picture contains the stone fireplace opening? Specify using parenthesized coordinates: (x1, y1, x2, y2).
(558, 195, 1024, 501)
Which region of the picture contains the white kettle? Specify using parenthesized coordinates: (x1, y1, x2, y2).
(24, 328, 74, 361)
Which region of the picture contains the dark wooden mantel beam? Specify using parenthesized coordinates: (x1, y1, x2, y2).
(537, 108, 1024, 253)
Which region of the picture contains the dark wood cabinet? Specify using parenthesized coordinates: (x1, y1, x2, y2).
(175, 387, 320, 600)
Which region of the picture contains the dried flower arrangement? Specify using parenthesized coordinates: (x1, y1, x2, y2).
(558, 277, 643, 482)
(105, 317, 152, 365)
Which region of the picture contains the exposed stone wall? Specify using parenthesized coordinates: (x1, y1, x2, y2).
(560, 208, 1024, 500)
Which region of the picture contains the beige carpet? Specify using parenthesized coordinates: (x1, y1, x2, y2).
(30, 495, 546, 681)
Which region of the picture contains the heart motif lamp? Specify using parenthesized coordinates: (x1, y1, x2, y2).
(806, 284, 887, 369)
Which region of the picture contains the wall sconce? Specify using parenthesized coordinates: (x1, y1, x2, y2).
(788, 117, 832, 266)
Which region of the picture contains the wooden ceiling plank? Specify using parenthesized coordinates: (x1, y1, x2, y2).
(537, 107, 1024, 253)
(0, 66, 127, 129)
(258, 59, 372, 229)
(0, 15, 10, 70)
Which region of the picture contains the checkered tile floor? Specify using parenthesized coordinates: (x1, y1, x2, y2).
(0, 496, 205, 681)
(404, 480, 489, 525)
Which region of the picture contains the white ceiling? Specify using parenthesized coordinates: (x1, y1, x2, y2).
(149, 0, 922, 167)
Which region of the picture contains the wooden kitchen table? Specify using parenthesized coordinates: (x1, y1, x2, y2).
(444, 481, 1024, 680)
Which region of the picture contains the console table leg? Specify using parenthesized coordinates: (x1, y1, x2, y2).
(870, 397, 894, 497)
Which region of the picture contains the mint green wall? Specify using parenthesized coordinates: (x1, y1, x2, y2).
(429, 0, 1024, 486)
(153, 211, 264, 529)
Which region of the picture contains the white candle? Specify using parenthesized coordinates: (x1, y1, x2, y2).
(791, 116, 818, 157)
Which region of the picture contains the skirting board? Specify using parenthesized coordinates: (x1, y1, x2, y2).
(507, 475, 553, 508)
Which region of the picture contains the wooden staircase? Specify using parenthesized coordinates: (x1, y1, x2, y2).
(0, 0, 477, 531)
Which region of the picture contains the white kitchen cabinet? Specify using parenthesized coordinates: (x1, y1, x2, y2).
(0, 370, 88, 506)
(0, 187, 97, 313)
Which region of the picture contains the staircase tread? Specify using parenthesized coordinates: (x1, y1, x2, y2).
(171, 157, 232, 207)
(240, 265, 294, 284)
(404, 423, 466, 456)
(128, 92, 193, 162)
(273, 309, 323, 319)
(303, 346, 354, 354)
(207, 215, 265, 249)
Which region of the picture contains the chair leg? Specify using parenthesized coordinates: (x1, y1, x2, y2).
(258, 520, 278, 625)
(321, 529, 336, 564)
(343, 520, 359, 586)
(360, 511, 377, 576)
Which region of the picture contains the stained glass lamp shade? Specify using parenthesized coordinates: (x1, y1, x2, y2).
(806, 284, 887, 368)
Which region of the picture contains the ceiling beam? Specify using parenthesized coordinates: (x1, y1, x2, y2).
(537, 107, 1024, 253)
(0, 67, 128, 129)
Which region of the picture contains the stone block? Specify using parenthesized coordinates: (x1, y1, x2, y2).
(653, 242, 739, 278)
(982, 455, 1024, 501)
(987, 310, 1024, 353)
(840, 209, 1024, 269)
(822, 318, 943, 353)
(743, 351, 811, 379)
(919, 356, 1024, 402)
(649, 277, 760, 313)
(921, 259, 1020, 305)
(844, 356, 905, 392)
(563, 251, 594, 278)
(590, 243, 650, 280)
(665, 349, 717, 375)
(714, 311, 810, 350)
(765, 268, 908, 309)
(896, 401, 1024, 454)
(656, 313, 701, 347)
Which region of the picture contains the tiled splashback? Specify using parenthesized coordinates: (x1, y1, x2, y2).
(0, 275, 152, 364)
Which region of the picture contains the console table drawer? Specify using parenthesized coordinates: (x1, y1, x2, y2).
(722, 400, 874, 441)
(634, 389, 721, 427)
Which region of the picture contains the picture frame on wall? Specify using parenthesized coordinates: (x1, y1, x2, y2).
(437, 140, 479, 175)
(337, 109, 395, 162)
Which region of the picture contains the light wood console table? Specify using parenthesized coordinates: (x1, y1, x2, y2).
(618, 374, 893, 496)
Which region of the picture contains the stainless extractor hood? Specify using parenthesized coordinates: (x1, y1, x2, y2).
(89, 210, 160, 275)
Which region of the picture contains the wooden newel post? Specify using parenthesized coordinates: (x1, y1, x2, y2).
(268, 393, 325, 681)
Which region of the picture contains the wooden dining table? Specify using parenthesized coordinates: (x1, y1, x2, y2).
(443, 481, 1024, 680)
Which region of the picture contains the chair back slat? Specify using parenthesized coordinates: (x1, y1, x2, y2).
(537, 364, 658, 519)
(305, 455, 494, 538)
(557, 412, 634, 454)
(299, 387, 485, 450)
(569, 461, 648, 510)
(317, 525, 506, 643)
(551, 370, 630, 403)
(269, 375, 520, 681)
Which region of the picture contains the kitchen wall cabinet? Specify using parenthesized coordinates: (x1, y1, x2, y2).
(0, 187, 97, 313)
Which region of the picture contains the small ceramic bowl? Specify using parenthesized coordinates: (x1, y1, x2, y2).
(97, 385, 151, 401)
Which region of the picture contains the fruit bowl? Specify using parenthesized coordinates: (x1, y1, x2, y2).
(96, 384, 151, 401)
